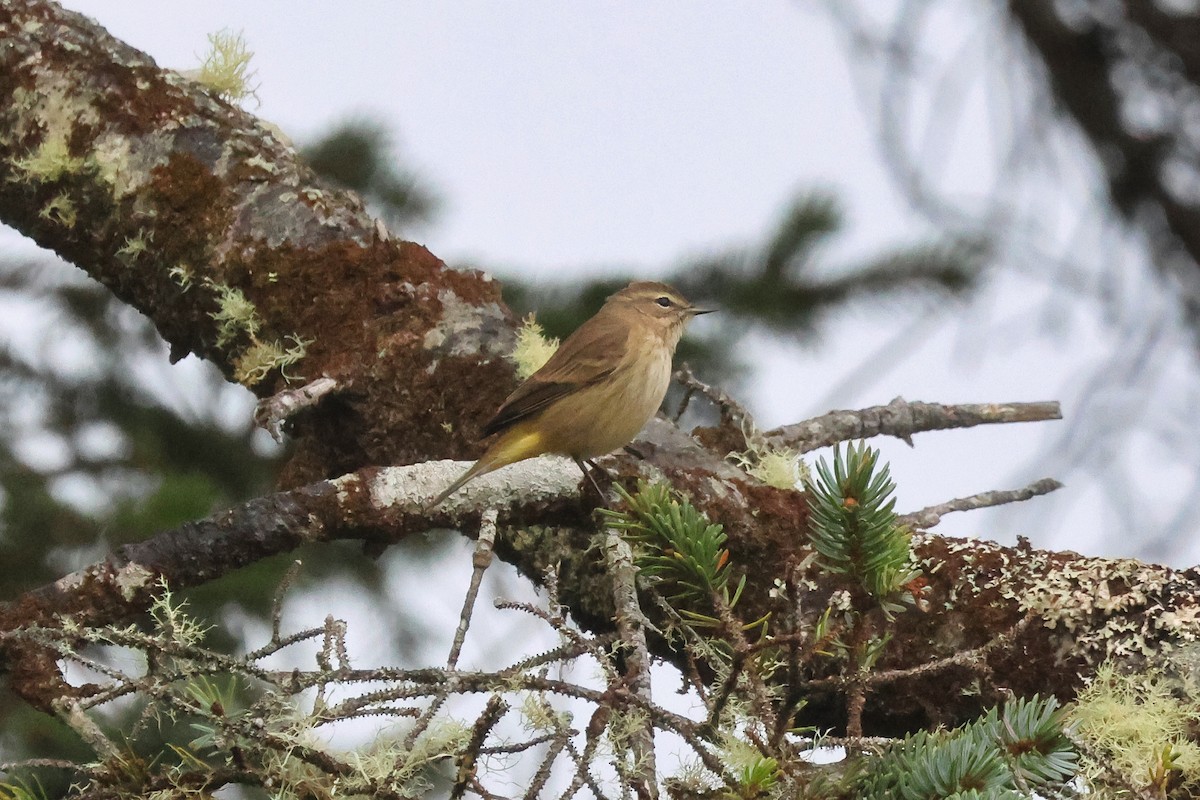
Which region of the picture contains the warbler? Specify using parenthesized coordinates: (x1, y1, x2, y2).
(427, 280, 712, 508)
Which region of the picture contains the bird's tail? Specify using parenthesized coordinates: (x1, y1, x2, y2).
(425, 458, 494, 511)
(424, 426, 546, 511)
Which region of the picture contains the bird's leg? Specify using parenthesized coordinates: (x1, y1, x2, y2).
(573, 457, 611, 501)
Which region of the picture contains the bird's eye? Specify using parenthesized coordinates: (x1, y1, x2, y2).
(655, 296, 672, 308)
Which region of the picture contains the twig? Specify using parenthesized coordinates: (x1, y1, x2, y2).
(898, 478, 1064, 529)
(54, 700, 120, 761)
(864, 612, 1038, 688)
(0, 758, 85, 772)
(451, 695, 508, 800)
(478, 733, 558, 756)
(805, 612, 1039, 694)
(673, 363, 762, 449)
(449, 508, 498, 669)
(522, 711, 570, 800)
(764, 397, 1062, 453)
(270, 560, 303, 646)
(253, 376, 338, 442)
(402, 692, 449, 751)
(563, 705, 614, 800)
(604, 531, 658, 799)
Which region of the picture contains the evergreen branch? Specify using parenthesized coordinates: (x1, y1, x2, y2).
(600, 482, 742, 617)
(805, 442, 917, 601)
(856, 695, 1076, 798)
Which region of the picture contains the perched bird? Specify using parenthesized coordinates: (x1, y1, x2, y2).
(427, 280, 712, 508)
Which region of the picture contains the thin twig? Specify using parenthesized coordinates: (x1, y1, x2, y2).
(451, 695, 508, 800)
(0, 758, 85, 772)
(864, 612, 1039, 688)
(478, 733, 558, 756)
(898, 478, 1064, 529)
(254, 376, 338, 442)
(562, 705, 614, 800)
(604, 531, 658, 799)
(272, 560, 304, 642)
(449, 508, 498, 669)
(674, 363, 762, 448)
(804, 612, 1039, 694)
(522, 709, 570, 800)
(765, 397, 1062, 453)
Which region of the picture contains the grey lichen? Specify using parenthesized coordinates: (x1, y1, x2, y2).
(422, 289, 513, 361)
(924, 534, 1200, 666)
(113, 562, 155, 602)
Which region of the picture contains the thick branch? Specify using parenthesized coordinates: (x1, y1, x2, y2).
(0, 0, 517, 482)
(3, 447, 1197, 739)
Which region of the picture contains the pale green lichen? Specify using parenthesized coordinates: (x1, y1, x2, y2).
(193, 29, 258, 104)
(10, 128, 84, 182)
(520, 694, 572, 734)
(91, 132, 150, 201)
(169, 264, 193, 292)
(511, 313, 559, 379)
(921, 534, 1200, 666)
(732, 444, 807, 490)
(148, 577, 210, 646)
(243, 154, 277, 174)
(38, 193, 76, 227)
(206, 280, 261, 347)
(204, 279, 310, 386)
(233, 334, 312, 385)
(116, 231, 152, 264)
(346, 722, 470, 795)
(1073, 662, 1200, 794)
(113, 563, 155, 603)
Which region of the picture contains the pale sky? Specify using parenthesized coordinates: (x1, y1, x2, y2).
(13, 1, 1197, 563)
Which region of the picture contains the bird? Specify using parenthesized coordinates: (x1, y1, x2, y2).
(426, 280, 712, 509)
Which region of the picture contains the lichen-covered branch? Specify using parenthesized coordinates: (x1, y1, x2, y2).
(0, 0, 518, 483)
(2, 444, 1197, 739)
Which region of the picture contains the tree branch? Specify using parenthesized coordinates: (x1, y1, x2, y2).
(1, 441, 1194, 739)
(898, 477, 1064, 530)
(764, 397, 1061, 453)
(0, 0, 519, 484)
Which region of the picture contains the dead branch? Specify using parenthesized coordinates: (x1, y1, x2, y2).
(898, 478, 1064, 530)
(764, 397, 1062, 453)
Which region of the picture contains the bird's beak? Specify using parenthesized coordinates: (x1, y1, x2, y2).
(688, 306, 715, 316)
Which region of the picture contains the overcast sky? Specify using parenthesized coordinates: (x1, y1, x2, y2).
(15, 1, 1197, 562)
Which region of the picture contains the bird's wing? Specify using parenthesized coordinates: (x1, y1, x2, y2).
(482, 315, 630, 437)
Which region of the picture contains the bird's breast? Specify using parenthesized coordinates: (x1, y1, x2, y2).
(536, 340, 673, 459)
